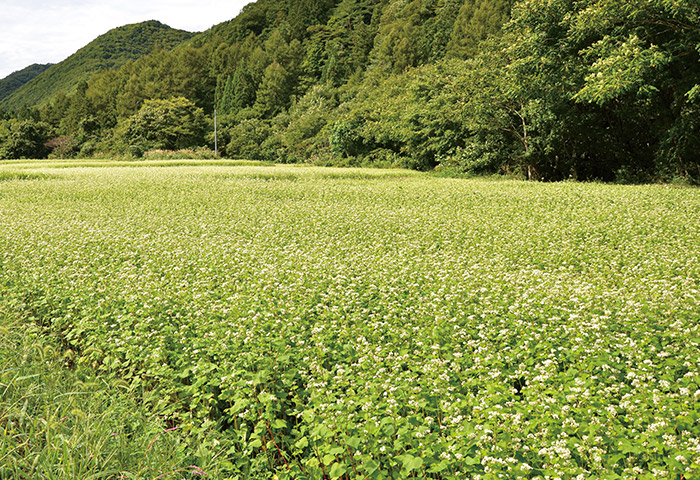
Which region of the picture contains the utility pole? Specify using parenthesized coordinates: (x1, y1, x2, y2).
(214, 109, 218, 156)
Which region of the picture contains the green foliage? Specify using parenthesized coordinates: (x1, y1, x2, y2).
(0, 307, 231, 479)
(3, 0, 697, 180)
(279, 85, 339, 161)
(0, 118, 51, 159)
(0, 64, 52, 103)
(574, 34, 672, 105)
(226, 117, 273, 159)
(1, 21, 192, 111)
(254, 62, 293, 117)
(305, 1, 380, 85)
(289, 0, 340, 37)
(217, 66, 257, 115)
(1, 161, 699, 478)
(447, 0, 512, 58)
(370, 0, 422, 75)
(122, 97, 208, 155)
(330, 61, 469, 170)
(444, 0, 700, 181)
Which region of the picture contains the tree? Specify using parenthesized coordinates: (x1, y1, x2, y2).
(61, 81, 92, 135)
(226, 118, 272, 159)
(449, 0, 700, 181)
(370, 0, 420, 75)
(122, 97, 208, 154)
(0, 118, 51, 159)
(290, 0, 338, 38)
(329, 61, 470, 170)
(565, 0, 700, 180)
(447, 0, 512, 59)
(217, 66, 258, 116)
(254, 62, 292, 117)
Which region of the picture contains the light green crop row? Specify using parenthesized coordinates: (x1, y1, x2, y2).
(1, 162, 698, 479)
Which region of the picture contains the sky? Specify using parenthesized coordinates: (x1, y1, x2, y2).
(0, 0, 254, 79)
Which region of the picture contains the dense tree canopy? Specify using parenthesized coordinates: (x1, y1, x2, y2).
(452, 0, 700, 181)
(122, 97, 208, 154)
(0, 0, 697, 182)
(0, 118, 50, 159)
(0, 64, 52, 103)
(0, 21, 192, 111)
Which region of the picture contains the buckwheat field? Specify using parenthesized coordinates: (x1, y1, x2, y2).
(1, 160, 698, 479)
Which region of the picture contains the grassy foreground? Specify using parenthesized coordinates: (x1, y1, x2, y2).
(1, 160, 698, 479)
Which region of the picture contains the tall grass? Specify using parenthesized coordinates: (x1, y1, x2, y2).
(0, 308, 227, 479)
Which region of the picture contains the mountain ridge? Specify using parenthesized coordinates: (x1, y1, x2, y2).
(0, 20, 193, 111)
(0, 63, 53, 104)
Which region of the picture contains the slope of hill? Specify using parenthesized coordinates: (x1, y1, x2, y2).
(0, 63, 53, 104)
(0, 21, 193, 110)
(1, 0, 696, 182)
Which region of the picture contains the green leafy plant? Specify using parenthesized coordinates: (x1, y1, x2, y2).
(1, 160, 698, 478)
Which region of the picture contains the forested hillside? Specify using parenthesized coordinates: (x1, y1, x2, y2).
(1, 0, 698, 182)
(0, 21, 192, 111)
(0, 63, 53, 103)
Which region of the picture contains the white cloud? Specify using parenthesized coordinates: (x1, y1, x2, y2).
(0, 0, 253, 79)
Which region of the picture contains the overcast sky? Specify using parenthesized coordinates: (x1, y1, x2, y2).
(0, 0, 254, 79)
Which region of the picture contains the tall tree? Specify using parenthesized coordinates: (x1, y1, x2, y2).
(452, 0, 700, 181)
(122, 97, 208, 154)
(447, 0, 512, 58)
(0, 118, 51, 159)
(254, 62, 292, 117)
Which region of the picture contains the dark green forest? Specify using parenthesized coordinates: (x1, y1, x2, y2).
(0, 63, 53, 103)
(0, 21, 192, 112)
(1, 0, 698, 182)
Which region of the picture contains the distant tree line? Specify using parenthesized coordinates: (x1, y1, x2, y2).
(0, 0, 697, 182)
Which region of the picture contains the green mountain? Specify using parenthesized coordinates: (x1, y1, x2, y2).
(0, 64, 53, 104)
(0, 20, 193, 111)
(2, 0, 697, 182)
